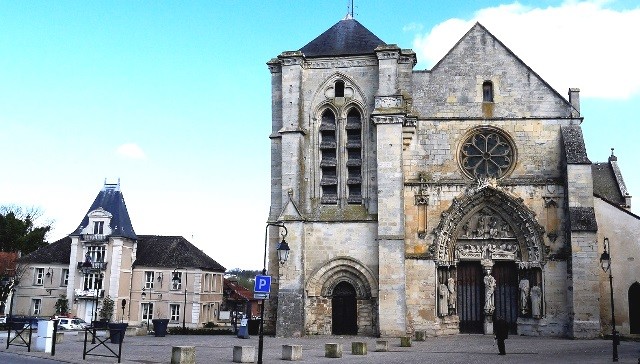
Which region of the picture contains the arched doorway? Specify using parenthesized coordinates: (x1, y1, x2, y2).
(457, 261, 484, 333)
(629, 282, 640, 334)
(332, 281, 357, 335)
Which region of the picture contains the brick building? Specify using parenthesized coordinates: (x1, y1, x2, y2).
(265, 16, 640, 338)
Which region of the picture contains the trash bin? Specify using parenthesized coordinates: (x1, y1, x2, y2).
(248, 319, 260, 335)
(237, 318, 249, 339)
(108, 323, 128, 344)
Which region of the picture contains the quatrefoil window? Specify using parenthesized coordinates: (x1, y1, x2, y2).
(460, 128, 515, 179)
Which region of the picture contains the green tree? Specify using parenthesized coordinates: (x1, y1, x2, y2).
(0, 206, 51, 254)
(99, 296, 115, 321)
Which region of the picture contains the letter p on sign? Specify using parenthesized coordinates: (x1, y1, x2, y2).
(254, 275, 272, 294)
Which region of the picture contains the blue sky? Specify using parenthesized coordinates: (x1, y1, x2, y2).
(1, 1, 638, 270)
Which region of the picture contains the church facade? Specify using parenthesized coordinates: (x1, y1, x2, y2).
(265, 17, 640, 338)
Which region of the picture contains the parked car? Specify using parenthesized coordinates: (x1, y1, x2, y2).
(0, 316, 6, 324)
(57, 318, 79, 330)
(72, 318, 88, 329)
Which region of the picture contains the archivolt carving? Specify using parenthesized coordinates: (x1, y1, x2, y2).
(430, 181, 546, 266)
(306, 257, 378, 299)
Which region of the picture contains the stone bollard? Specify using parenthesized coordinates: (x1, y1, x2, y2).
(375, 340, 389, 352)
(351, 341, 367, 355)
(282, 344, 303, 361)
(55, 332, 64, 344)
(325, 343, 342, 358)
(400, 336, 412, 347)
(233, 346, 255, 363)
(414, 331, 426, 341)
(171, 346, 196, 364)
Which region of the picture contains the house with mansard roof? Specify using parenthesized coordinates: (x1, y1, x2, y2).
(13, 181, 225, 329)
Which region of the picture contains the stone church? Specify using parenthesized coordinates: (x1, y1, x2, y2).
(265, 16, 640, 339)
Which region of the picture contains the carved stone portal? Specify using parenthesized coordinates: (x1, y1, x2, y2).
(430, 182, 546, 266)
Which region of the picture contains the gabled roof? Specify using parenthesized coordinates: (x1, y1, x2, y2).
(592, 152, 631, 208)
(561, 126, 591, 164)
(430, 22, 573, 110)
(70, 183, 137, 240)
(224, 279, 255, 302)
(299, 18, 385, 57)
(133, 235, 225, 272)
(18, 236, 71, 265)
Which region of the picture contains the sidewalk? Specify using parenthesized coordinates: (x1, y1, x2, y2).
(1, 330, 639, 363)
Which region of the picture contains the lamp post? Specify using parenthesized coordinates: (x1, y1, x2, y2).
(600, 237, 618, 362)
(257, 221, 289, 364)
(80, 253, 97, 343)
(172, 268, 187, 334)
(141, 288, 149, 332)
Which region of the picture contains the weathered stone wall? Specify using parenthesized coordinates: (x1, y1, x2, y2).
(404, 259, 438, 334)
(594, 198, 640, 336)
(412, 25, 573, 119)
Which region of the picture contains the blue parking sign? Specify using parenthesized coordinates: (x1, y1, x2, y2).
(254, 275, 271, 294)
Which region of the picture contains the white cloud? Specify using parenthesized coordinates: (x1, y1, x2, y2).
(116, 143, 147, 160)
(411, 1, 640, 99)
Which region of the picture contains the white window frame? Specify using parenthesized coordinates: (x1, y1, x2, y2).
(87, 245, 106, 263)
(141, 302, 154, 321)
(83, 273, 103, 290)
(170, 304, 180, 322)
(35, 268, 45, 286)
(32, 298, 42, 315)
(171, 272, 182, 291)
(61, 269, 69, 286)
(145, 271, 155, 289)
(93, 221, 104, 234)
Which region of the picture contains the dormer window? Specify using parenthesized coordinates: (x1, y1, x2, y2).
(483, 81, 494, 102)
(93, 221, 104, 235)
(335, 80, 345, 97)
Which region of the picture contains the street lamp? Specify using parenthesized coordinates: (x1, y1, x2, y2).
(80, 254, 96, 343)
(172, 268, 187, 334)
(258, 221, 289, 364)
(600, 237, 618, 362)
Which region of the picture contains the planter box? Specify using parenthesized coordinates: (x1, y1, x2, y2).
(152, 319, 170, 337)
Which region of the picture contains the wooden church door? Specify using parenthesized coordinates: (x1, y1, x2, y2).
(331, 281, 357, 335)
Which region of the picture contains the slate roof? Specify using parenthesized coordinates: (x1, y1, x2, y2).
(299, 18, 385, 57)
(70, 184, 137, 240)
(18, 236, 71, 264)
(592, 162, 625, 206)
(133, 235, 225, 272)
(561, 126, 591, 164)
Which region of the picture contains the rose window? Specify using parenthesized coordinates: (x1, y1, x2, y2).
(460, 129, 514, 179)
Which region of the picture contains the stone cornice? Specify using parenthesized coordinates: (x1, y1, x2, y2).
(372, 115, 404, 125)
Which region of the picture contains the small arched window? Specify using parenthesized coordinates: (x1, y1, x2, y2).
(483, 81, 494, 102)
(335, 80, 345, 97)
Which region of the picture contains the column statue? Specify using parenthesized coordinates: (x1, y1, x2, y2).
(484, 272, 496, 315)
(519, 278, 530, 315)
(530, 285, 542, 318)
(438, 283, 449, 316)
(447, 277, 456, 314)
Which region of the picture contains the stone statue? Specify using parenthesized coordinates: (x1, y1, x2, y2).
(519, 278, 530, 315)
(447, 277, 456, 314)
(439, 283, 449, 316)
(484, 272, 496, 315)
(531, 285, 542, 318)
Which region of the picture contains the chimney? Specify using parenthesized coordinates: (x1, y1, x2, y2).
(569, 88, 580, 116)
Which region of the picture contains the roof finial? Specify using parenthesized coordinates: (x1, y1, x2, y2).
(344, 0, 354, 20)
(609, 148, 617, 162)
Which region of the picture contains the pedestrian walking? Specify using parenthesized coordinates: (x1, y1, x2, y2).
(493, 316, 509, 355)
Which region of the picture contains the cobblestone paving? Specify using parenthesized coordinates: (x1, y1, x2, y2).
(1, 331, 639, 363)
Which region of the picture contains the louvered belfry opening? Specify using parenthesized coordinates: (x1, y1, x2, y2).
(320, 109, 338, 204)
(345, 109, 362, 204)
